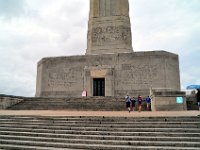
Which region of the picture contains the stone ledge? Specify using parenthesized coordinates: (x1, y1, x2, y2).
(0, 95, 24, 109)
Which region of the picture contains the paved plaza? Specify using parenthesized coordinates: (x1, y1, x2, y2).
(0, 110, 199, 117)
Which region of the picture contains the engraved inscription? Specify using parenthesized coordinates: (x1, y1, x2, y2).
(91, 70, 107, 77)
(92, 26, 131, 46)
(116, 64, 160, 90)
(47, 68, 83, 90)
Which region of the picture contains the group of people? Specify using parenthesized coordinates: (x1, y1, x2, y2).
(125, 95, 151, 112)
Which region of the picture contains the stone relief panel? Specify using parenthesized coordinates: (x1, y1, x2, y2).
(115, 63, 162, 90)
(91, 25, 131, 46)
(46, 67, 83, 91)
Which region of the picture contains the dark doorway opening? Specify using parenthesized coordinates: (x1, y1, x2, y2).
(93, 78, 105, 96)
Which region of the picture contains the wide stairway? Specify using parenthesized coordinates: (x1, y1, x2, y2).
(0, 116, 200, 149)
(8, 97, 125, 111)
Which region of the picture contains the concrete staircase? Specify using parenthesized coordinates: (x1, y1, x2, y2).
(8, 97, 126, 111)
(0, 116, 200, 149)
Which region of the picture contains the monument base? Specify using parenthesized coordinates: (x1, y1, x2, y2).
(150, 88, 187, 111)
(36, 51, 180, 98)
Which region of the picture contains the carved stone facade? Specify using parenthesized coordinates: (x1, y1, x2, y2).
(87, 0, 133, 55)
(36, 51, 180, 97)
(92, 26, 131, 46)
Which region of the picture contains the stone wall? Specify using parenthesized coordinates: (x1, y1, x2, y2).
(0, 95, 24, 109)
(36, 51, 180, 98)
(150, 89, 187, 111)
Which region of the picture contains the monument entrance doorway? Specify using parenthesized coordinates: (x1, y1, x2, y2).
(93, 78, 105, 96)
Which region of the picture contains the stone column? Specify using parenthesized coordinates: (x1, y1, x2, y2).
(87, 0, 133, 55)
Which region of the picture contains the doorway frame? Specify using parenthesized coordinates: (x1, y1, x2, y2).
(84, 66, 114, 97)
(93, 78, 105, 96)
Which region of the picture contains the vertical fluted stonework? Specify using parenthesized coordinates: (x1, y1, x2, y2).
(87, 0, 133, 55)
(90, 0, 129, 17)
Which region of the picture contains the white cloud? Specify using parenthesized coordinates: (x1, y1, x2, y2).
(130, 0, 200, 53)
(0, 0, 26, 19)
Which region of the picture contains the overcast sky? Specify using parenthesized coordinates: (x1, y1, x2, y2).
(0, 0, 199, 96)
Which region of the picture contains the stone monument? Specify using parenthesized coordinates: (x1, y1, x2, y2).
(87, 0, 133, 54)
(35, 0, 181, 98)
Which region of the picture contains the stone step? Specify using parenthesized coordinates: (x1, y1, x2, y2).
(0, 122, 200, 129)
(0, 132, 200, 142)
(1, 121, 199, 129)
(1, 116, 200, 122)
(0, 127, 199, 138)
(0, 124, 199, 133)
(0, 117, 199, 126)
(1, 117, 200, 122)
(1, 119, 200, 125)
(1, 130, 199, 138)
(0, 144, 82, 150)
(10, 105, 124, 110)
(0, 139, 200, 149)
(1, 143, 200, 150)
(8, 97, 125, 110)
(0, 116, 200, 149)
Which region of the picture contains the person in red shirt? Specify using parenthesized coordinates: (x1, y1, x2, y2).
(138, 95, 143, 112)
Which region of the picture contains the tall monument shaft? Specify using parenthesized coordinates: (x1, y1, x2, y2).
(86, 0, 133, 55)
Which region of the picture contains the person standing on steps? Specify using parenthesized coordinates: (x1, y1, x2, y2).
(196, 89, 200, 111)
(138, 95, 143, 112)
(131, 97, 136, 111)
(145, 96, 151, 111)
(125, 94, 131, 113)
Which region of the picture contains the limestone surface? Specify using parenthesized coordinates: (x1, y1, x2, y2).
(36, 51, 180, 97)
(87, 0, 133, 55)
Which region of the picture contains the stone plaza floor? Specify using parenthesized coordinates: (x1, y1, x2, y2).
(0, 110, 199, 117)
